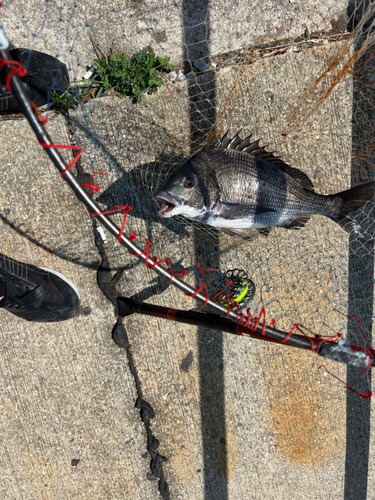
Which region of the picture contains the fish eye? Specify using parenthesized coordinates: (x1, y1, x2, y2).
(184, 177, 195, 189)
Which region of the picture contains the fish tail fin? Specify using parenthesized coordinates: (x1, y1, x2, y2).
(329, 182, 375, 233)
(338, 182, 375, 216)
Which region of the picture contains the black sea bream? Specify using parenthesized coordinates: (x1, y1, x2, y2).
(156, 131, 375, 240)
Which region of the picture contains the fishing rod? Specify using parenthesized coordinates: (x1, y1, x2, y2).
(118, 296, 373, 370)
(0, 30, 372, 372)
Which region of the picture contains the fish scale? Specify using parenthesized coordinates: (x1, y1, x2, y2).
(204, 149, 333, 217)
(156, 131, 375, 240)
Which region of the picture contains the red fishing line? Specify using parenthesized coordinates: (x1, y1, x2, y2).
(81, 172, 108, 195)
(127, 231, 186, 282)
(88, 205, 132, 217)
(38, 141, 82, 179)
(334, 308, 375, 375)
(30, 101, 48, 125)
(0, 59, 26, 93)
(315, 333, 343, 353)
(186, 284, 210, 306)
(318, 365, 373, 399)
(197, 262, 217, 281)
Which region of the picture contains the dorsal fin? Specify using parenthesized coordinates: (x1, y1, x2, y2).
(227, 131, 243, 149)
(237, 135, 252, 151)
(216, 130, 315, 192)
(216, 130, 231, 149)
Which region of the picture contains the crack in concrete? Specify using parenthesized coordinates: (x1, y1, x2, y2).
(63, 114, 170, 498)
(92, 219, 170, 500)
(92, 217, 170, 500)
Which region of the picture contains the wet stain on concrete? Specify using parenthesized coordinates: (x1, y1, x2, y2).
(263, 346, 345, 468)
(180, 350, 193, 373)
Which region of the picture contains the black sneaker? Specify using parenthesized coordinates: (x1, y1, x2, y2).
(0, 48, 69, 113)
(0, 254, 80, 322)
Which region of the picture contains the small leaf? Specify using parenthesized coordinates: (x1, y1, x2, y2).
(96, 87, 104, 99)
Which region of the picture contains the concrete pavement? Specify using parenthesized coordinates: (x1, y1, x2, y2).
(0, 1, 373, 499)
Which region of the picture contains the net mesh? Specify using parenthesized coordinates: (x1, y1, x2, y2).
(1, 1, 375, 366)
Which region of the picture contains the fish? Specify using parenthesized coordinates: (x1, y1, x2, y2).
(156, 131, 375, 240)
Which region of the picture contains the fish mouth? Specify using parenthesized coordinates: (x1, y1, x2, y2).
(156, 193, 180, 218)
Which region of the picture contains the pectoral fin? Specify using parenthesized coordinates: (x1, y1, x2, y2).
(281, 215, 311, 229)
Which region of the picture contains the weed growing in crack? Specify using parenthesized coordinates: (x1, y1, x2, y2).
(92, 50, 174, 101)
(50, 86, 92, 112)
(50, 49, 174, 113)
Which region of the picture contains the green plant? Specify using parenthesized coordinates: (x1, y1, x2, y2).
(50, 90, 77, 112)
(50, 50, 174, 113)
(50, 88, 80, 112)
(50, 85, 93, 112)
(92, 50, 174, 102)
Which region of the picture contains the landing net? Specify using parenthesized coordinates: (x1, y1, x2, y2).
(1, 1, 375, 387)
